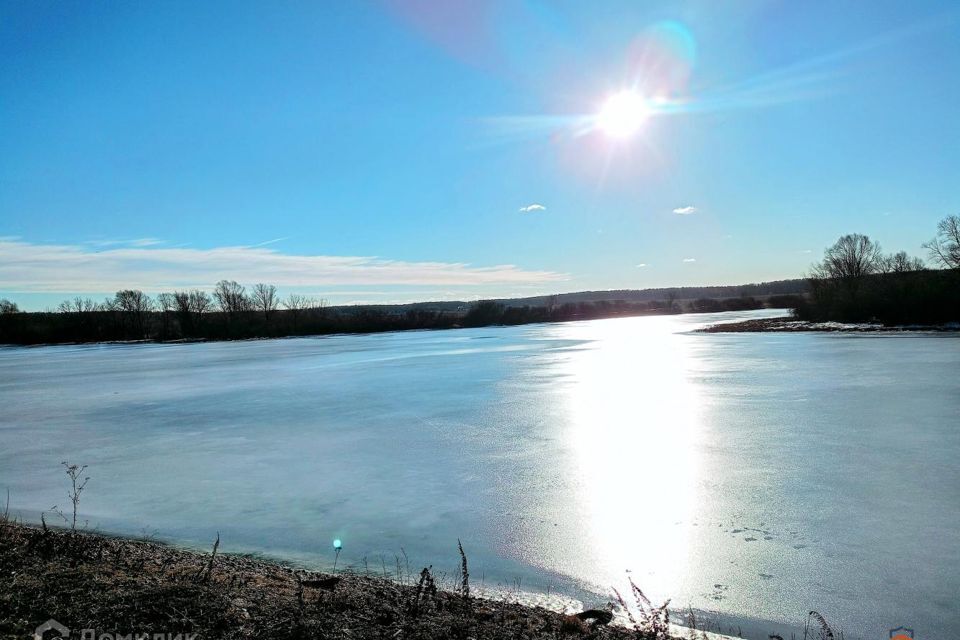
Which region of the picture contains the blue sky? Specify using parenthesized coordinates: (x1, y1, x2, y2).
(2, 0, 958, 309)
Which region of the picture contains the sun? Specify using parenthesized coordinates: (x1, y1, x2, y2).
(596, 91, 650, 139)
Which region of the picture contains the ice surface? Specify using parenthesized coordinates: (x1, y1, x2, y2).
(2, 309, 958, 639)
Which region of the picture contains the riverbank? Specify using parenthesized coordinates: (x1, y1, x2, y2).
(0, 521, 652, 640)
(698, 316, 960, 333)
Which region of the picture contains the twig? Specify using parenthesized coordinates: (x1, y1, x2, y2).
(195, 532, 220, 582)
(457, 538, 470, 600)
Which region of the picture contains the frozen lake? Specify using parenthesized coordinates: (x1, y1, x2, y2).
(2, 309, 958, 639)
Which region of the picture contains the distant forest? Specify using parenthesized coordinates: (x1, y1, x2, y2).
(0, 279, 803, 346)
(1, 215, 957, 345)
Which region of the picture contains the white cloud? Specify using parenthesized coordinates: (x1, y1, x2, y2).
(682, 258, 697, 263)
(800, 249, 813, 254)
(519, 203, 546, 213)
(673, 206, 697, 215)
(0, 238, 566, 293)
(128, 238, 165, 247)
(635, 263, 648, 268)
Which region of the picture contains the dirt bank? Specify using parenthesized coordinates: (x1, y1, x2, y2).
(0, 522, 651, 640)
(698, 317, 960, 333)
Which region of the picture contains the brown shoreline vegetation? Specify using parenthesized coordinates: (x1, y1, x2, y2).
(697, 317, 960, 333)
(0, 522, 652, 640)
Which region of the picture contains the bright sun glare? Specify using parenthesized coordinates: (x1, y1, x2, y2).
(596, 91, 650, 139)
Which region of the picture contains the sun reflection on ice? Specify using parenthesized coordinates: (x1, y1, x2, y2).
(558, 317, 702, 599)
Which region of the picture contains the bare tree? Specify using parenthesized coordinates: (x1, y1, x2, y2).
(173, 291, 193, 333)
(0, 299, 19, 314)
(922, 214, 960, 269)
(57, 297, 98, 313)
(114, 289, 153, 313)
(251, 283, 279, 322)
(812, 233, 883, 286)
(284, 294, 311, 331)
(189, 290, 212, 315)
(879, 251, 924, 274)
(173, 291, 192, 314)
(156, 293, 176, 337)
(284, 294, 309, 311)
(172, 289, 212, 335)
(156, 292, 175, 312)
(213, 280, 249, 316)
(114, 289, 154, 337)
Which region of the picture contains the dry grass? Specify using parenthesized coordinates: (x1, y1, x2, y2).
(0, 522, 647, 640)
(612, 579, 671, 640)
(805, 610, 841, 640)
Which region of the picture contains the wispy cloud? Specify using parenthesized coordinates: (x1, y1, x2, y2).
(84, 237, 165, 248)
(661, 12, 959, 116)
(673, 206, 697, 215)
(519, 203, 546, 213)
(682, 258, 697, 263)
(248, 236, 290, 248)
(0, 239, 566, 293)
(635, 263, 648, 268)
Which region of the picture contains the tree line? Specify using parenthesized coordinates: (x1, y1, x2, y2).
(0, 278, 718, 345)
(0, 280, 335, 344)
(0, 278, 773, 345)
(796, 215, 960, 324)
